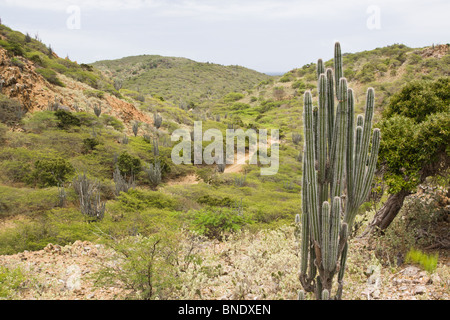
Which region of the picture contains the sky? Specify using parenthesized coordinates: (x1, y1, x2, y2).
(0, 0, 449, 74)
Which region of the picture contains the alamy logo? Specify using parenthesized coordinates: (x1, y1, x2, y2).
(171, 121, 279, 175)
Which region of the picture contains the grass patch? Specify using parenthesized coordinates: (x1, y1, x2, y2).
(405, 248, 439, 273)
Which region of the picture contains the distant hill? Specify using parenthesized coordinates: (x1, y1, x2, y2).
(203, 43, 450, 140)
(91, 55, 272, 106)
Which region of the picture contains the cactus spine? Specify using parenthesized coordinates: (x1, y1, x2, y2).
(297, 42, 381, 299)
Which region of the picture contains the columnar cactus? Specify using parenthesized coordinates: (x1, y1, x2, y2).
(94, 104, 102, 117)
(132, 121, 139, 137)
(296, 42, 380, 300)
(145, 160, 162, 186)
(154, 112, 163, 129)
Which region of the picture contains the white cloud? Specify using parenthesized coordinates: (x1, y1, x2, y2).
(1, 0, 164, 11)
(1, 0, 449, 72)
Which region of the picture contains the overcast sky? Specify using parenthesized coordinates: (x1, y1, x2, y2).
(1, 0, 449, 73)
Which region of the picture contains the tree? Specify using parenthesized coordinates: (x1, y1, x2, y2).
(366, 78, 450, 233)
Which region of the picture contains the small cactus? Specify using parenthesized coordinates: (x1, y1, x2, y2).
(143, 133, 151, 143)
(145, 160, 162, 186)
(113, 165, 135, 195)
(132, 122, 139, 137)
(154, 113, 163, 129)
(94, 104, 102, 117)
(152, 138, 159, 157)
(73, 172, 105, 221)
(292, 132, 302, 145)
(58, 183, 66, 207)
(234, 174, 246, 187)
(217, 162, 226, 173)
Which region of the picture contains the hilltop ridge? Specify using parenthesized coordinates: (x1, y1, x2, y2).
(91, 54, 272, 105)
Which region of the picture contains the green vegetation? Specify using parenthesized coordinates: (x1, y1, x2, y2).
(92, 55, 271, 104)
(192, 208, 249, 240)
(35, 68, 65, 87)
(406, 248, 438, 273)
(0, 266, 28, 299)
(0, 95, 25, 126)
(366, 77, 450, 232)
(31, 157, 75, 188)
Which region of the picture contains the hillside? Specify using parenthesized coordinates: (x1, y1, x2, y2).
(91, 55, 272, 105)
(204, 43, 450, 139)
(0, 24, 160, 132)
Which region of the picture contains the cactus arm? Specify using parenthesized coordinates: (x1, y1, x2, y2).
(317, 59, 325, 78)
(300, 159, 310, 276)
(318, 74, 329, 206)
(334, 42, 343, 100)
(321, 201, 331, 272)
(304, 91, 320, 244)
(353, 89, 374, 200)
(359, 128, 381, 205)
(313, 106, 319, 165)
(328, 196, 341, 273)
(346, 88, 355, 202)
(326, 68, 335, 152)
(331, 78, 348, 199)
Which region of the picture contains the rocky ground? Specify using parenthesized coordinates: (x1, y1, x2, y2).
(0, 233, 448, 300)
(0, 241, 129, 300)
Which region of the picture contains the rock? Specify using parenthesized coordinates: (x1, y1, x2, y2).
(65, 265, 82, 291)
(414, 285, 426, 295)
(402, 266, 420, 276)
(429, 273, 441, 285)
(57, 105, 71, 112)
(372, 289, 381, 299)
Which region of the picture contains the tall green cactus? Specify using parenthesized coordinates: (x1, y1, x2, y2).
(296, 42, 380, 300)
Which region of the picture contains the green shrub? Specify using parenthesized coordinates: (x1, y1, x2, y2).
(30, 157, 75, 187)
(192, 208, 248, 240)
(0, 185, 63, 218)
(117, 151, 141, 177)
(73, 112, 100, 127)
(231, 102, 250, 111)
(115, 189, 177, 212)
(197, 195, 234, 207)
(0, 96, 25, 126)
(0, 40, 24, 57)
(223, 92, 244, 103)
(22, 111, 58, 133)
(82, 137, 100, 153)
(35, 68, 65, 87)
(292, 79, 306, 90)
(54, 110, 81, 129)
(0, 122, 7, 144)
(101, 114, 124, 131)
(11, 57, 25, 69)
(279, 74, 293, 83)
(0, 147, 35, 183)
(95, 231, 189, 300)
(0, 208, 95, 255)
(383, 77, 450, 123)
(83, 89, 105, 99)
(28, 53, 45, 66)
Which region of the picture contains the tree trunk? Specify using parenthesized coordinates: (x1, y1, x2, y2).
(364, 189, 411, 234)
